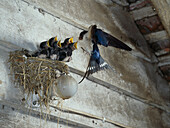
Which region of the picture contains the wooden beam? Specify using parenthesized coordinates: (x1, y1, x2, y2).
(150, 0, 170, 36)
(111, 0, 129, 6)
(158, 54, 170, 61)
(158, 54, 170, 67)
(130, 6, 157, 20)
(158, 61, 170, 67)
(144, 30, 169, 43)
(155, 49, 169, 56)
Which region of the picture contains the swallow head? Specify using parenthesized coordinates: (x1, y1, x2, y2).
(79, 30, 88, 40)
(78, 25, 97, 41)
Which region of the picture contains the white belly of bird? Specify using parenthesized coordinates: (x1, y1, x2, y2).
(50, 54, 58, 60)
(39, 54, 47, 58)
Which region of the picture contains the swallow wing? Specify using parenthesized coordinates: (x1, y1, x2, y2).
(103, 30, 132, 51)
(95, 29, 132, 51)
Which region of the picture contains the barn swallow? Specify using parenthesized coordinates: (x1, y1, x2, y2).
(40, 36, 58, 49)
(58, 42, 77, 62)
(79, 25, 132, 51)
(61, 37, 73, 48)
(49, 47, 60, 60)
(78, 25, 131, 83)
(79, 30, 88, 40)
(51, 40, 62, 49)
(79, 43, 109, 83)
(32, 47, 52, 58)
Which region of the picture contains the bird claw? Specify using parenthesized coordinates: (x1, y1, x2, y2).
(81, 47, 90, 55)
(68, 56, 72, 62)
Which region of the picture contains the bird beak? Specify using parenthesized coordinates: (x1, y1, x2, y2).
(54, 36, 57, 41)
(69, 37, 73, 43)
(57, 40, 61, 47)
(47, 40, 50, 47)
(74, 42, 78, 49)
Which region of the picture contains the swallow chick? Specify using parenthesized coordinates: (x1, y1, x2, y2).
(32, 47, 53, 59)
(58, 42, 78, 62)
(52, 40, 62, 49)
(61, 37, 73, 48)
(39, 36, 58, 49)
(49, 40, 63, 60)
(49, 47, 60, 60)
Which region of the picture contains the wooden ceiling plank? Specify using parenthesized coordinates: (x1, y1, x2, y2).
(144, 30, 169, 43)
(155, 49, 169, 56)
(158, 61, 170, 67)
(131, 6, 157, 20)
(158, 54, 170, 61)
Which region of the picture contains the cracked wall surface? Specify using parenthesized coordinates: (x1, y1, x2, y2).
(0, 0, 170, 128)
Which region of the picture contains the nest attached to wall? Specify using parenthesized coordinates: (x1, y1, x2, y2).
(8, 49, 69, 106)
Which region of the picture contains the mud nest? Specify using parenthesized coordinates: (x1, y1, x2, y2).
(8, 49, 69, 106)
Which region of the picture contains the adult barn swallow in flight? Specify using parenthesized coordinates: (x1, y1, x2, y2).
(79, 25, 132, 50)
(78, 25, 132, 83)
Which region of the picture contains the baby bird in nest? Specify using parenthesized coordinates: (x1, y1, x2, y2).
(40, 36, 61, 49)
(32, 37, 77, 62)
(57, 42, 77, 62)
(60, 37, 73, 48)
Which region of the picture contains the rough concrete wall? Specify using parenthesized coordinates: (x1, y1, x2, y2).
(7, 0, 168, 106)
(25, 0, 152, 57)
(0, 0, 170, 128)
(0, 102, 77, 128)
(0, 46, 170, 128)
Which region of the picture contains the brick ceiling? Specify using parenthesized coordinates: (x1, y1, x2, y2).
(127, 0, 170, 83)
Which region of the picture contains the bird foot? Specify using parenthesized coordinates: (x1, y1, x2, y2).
(81, 47, 90, 56)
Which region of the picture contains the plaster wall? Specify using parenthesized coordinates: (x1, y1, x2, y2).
(0, 0, 169, 128)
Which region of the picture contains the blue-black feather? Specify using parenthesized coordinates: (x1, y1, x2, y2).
(95, 29, 108, 47)
(91, 43, 100, 64)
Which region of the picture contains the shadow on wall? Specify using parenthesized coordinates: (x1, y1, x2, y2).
(18, 40, 38, 51)
(0, 48, 24, 103)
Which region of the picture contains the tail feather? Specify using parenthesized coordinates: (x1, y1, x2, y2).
(78, 56, 109, 84)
